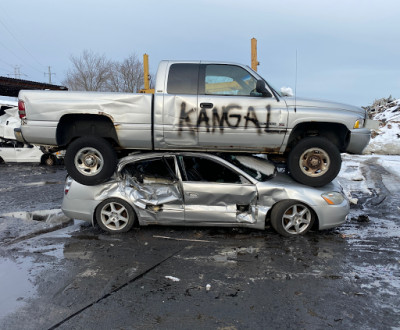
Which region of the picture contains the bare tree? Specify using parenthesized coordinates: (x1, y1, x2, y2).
(108, 54, 144, 93)
(63, 51, 146, 93)
(63, 50, 112, 91)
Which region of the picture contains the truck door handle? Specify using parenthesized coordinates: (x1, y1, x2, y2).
(200, 103, 213, 109)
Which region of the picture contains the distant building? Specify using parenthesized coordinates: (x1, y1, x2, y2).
(0, 76, 67, 97)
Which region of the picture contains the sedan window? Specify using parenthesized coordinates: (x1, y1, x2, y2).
(121, 158, 176, 184)
(221, 154, 276, 182)
(179, 156, 248, 184)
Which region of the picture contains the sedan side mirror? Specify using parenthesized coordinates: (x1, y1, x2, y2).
(256, 80, 272, 97)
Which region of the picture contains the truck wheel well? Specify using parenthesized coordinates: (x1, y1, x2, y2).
(287, 122, 350, 153)
(56, 114, 119, 147)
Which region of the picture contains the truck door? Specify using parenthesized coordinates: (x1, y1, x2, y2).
(162, 63, 199, 148)
(197, 64, 288, 152)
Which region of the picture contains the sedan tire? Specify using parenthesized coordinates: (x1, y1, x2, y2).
(270, 200, 315, 237)
(95, 198, 137, 233)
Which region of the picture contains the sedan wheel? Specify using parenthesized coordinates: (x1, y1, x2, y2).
(95, 198, 136, 233)
(271, 200, 315, 236)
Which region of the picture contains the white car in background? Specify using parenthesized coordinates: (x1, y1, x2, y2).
(0, 103, 63, 165)
(0, 140, 60, 165)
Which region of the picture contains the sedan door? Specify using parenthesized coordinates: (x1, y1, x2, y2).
(0, 143, 16, 162)
(177, 155, 258, 223)
(120, 156, 184, 224)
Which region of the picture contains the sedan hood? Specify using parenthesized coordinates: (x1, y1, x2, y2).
(283, 97, 366, 116)
(256, 173, 343, 207)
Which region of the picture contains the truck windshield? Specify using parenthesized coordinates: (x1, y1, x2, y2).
(220, 154, 276, 182)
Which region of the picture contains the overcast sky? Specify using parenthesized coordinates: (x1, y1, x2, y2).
(0, 0, 399, 106)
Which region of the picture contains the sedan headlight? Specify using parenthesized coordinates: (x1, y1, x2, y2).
(353, 118, 365, 129)
(321, 192, 345, 205)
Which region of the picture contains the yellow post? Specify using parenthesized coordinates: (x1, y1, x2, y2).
(143, 53, 150, 90)
(251, 38, 259, 72)
(140, 54, 155, 93)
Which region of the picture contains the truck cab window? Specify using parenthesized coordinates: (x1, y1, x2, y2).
(167, 64, 199, 95)
(204, 65, 259, 96)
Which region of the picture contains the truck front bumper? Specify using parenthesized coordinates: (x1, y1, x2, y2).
(346, 128, 371, 154)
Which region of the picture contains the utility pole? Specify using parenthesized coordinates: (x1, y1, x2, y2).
(14, 65, 21, 79)
(44, 66, 56, 84)
(251, 38, 260, 72)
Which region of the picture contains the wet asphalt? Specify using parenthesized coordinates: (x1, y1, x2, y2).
(0, 158, 399, 330)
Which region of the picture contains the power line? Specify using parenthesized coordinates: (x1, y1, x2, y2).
(0, 16, 44, 69)
(0, 38, 43, 74)
(0, 57, 14, 69)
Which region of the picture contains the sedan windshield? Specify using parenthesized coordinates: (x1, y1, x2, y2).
(220, 154, 276, 182)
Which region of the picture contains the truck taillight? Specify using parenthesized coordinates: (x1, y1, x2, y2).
(18, 100, 26, 119)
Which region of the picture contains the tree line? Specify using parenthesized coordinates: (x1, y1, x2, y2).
(63, 50, 148, 93)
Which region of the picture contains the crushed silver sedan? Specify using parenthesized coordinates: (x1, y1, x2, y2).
(61, 152, 349, 236)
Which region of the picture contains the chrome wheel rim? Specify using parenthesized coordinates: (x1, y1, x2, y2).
(74, 147, 104, 176)
(281, 204, 312, 235)
(100, 202, 129, 231)
(299, 147, 330, 177)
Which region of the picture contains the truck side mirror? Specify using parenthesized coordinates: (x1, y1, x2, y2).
(256, 80, 272, 97)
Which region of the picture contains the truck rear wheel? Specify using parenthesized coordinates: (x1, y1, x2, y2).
(287, 136, 341, 187)
(65, 136, 117, 186)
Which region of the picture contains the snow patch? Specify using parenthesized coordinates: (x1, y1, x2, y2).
(165, 276, 180, 282)
(364, 97, 400, 155)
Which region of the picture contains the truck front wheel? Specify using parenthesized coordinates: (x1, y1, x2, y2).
(65, 136, 117, 186)
(287, 136, 341, 187)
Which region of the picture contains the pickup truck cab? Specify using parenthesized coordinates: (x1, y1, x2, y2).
(16, 60, 376, 186)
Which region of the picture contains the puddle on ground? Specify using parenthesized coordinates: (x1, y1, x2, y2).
(0, 257, 36, 319)
(24, 181, 64, 186)
(1, 209, 72, 225)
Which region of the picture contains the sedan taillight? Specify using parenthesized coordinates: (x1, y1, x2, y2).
(64, 176, 73, 195)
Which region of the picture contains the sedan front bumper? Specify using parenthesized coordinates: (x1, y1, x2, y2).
(313, 199, 350, 230)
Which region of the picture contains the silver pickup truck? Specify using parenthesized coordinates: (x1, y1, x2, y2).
(15, 60, 376, 186)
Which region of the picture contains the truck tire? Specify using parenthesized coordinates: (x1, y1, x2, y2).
(287, 136, 341, 187)
(65, 136, 117, 186)
(42, 154, 56, 166)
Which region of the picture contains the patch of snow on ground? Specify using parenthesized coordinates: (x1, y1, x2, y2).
(364, 97, 400, 155)
(165, 276, 180, 282)
(376, 155, 400, 178)
(338, 155, 372, 203)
